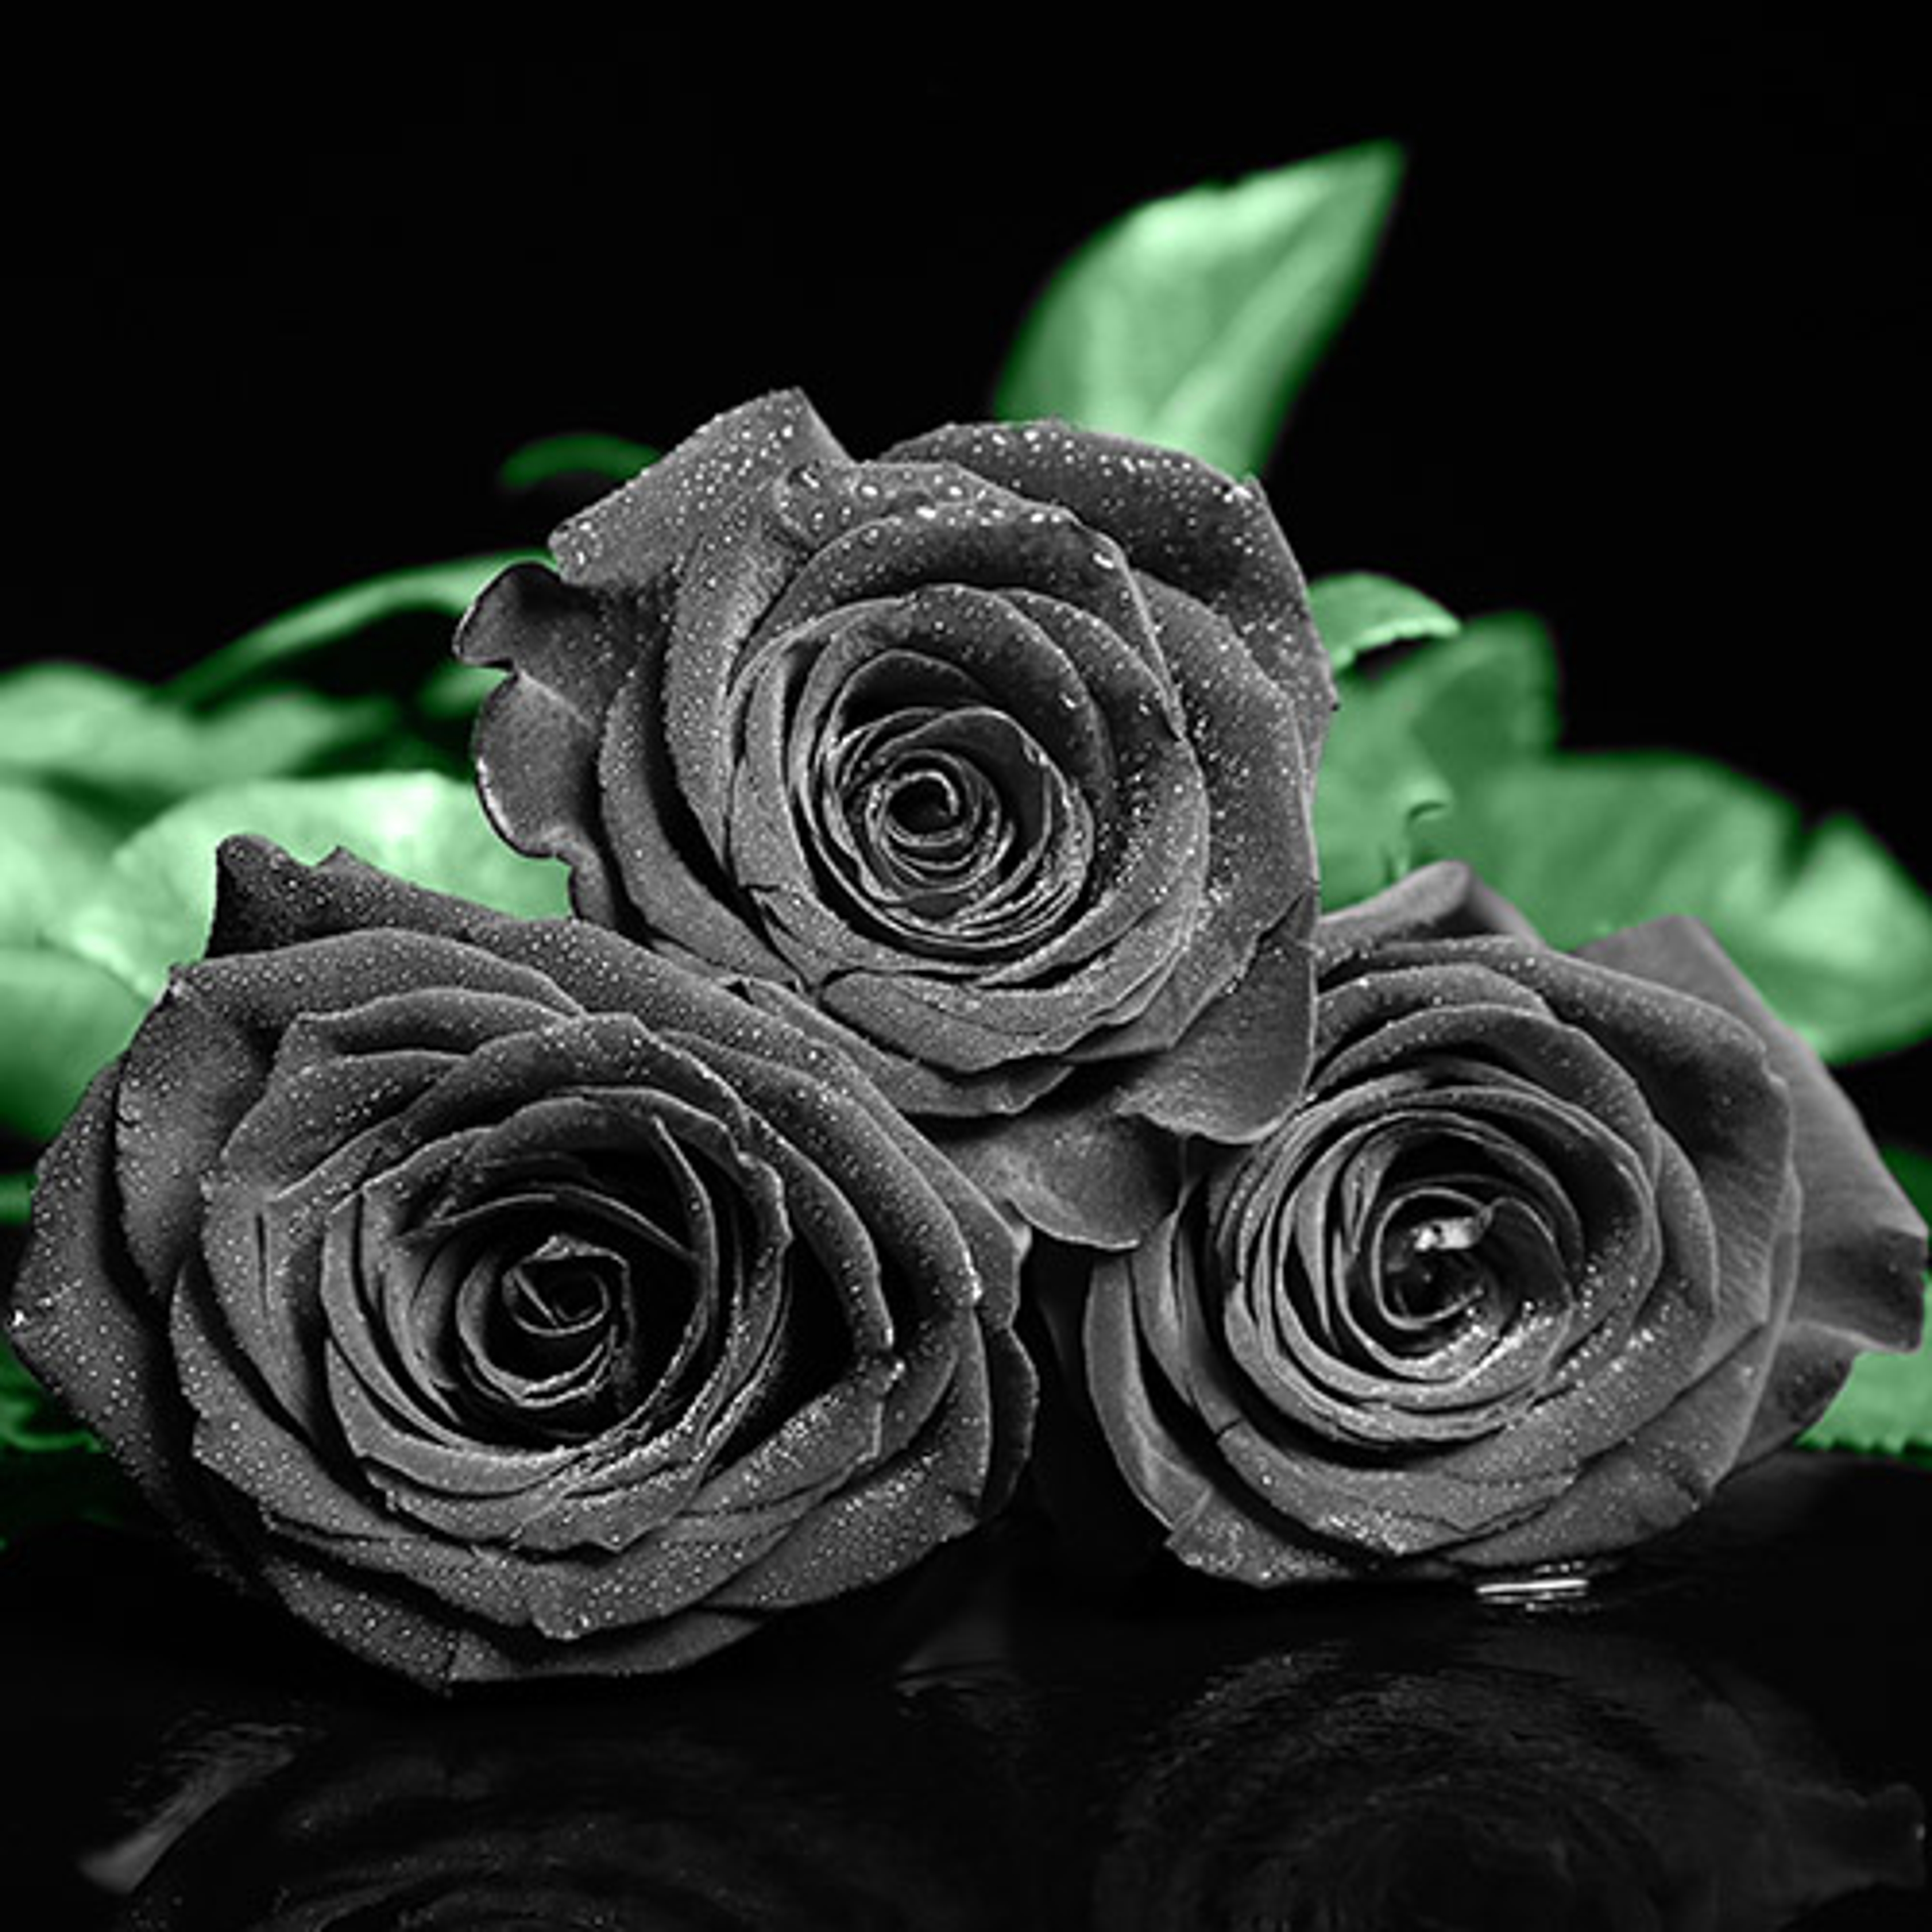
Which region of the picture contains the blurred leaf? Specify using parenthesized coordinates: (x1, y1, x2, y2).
(1309, 572, 1460, 673)
(1328, 599, 1932, 1062)
(1394, 609, 1562, 787)
(498, 431, 658, 493)
(1802, 1147, 1932, 1460)
(1316, 611, 1559, 910)
(1411, 749, 1932, 1063)
(995, 141, 1404, 475)
(1314, 691, 1451, 911)
(0, 782, 128, 942)
(1, 660, 408, 809)
(0, 947, 146, 1140)
(1, 662, 155, 775)
(416, 659, 504, 722)
(1, 1171, 29, 1223)
(47, 772, 571, 1005)
(166, 552, 541, 708)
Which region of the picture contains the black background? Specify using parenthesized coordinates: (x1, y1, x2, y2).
(7, 22, 1923, 1115)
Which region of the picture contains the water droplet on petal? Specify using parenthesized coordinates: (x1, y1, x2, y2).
(1474, 1564, 1594, 1608)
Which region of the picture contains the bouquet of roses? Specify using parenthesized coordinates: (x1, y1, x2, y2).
(4, 145, 1926, 1688)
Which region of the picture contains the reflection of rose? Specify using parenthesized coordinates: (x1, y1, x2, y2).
(111, 1693, 1033, 1931)
(5, 837, 1032, 1687)
(1094, 1621, 1925, 1931)
(456, 389, 1331, 1246)
(1074, 862, 1924, 1582)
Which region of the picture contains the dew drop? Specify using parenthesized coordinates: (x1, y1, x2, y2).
(1474, 1564, 1593, 1608)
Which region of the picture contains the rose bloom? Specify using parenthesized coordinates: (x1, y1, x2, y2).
(5, 839, 1033, 1687)
(455, 389, 1332, 1247)
(1069, 862, 1926, 1581)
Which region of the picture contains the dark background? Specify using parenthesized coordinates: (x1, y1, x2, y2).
(7, 23, 1922, 1115)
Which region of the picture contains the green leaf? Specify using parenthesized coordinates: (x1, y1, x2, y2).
(1336, 602, 1932, 1062)
(1, 660, 407, 808)
(0, 662, 154, 777)
(0, 947, 146, 1140)
(497, 431, 658, 493)
(1316, 611, 1559, 910)
(994, 141, 1404, 475)
(165, 552, 542, 708)
(1801, 1147, 1932, 1461)
(1410, 749, 1932, 1063)
(1309, 572, 1460, 674)
(416, 659, 504, 723)
(46, 772, 573, 1006)
(1314, 690, 1452, 911)
(1, 1171, 29, 1223)
(0, 781, 128, 943)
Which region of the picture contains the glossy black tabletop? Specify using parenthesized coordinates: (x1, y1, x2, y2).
(0, 1448, 1924, 1929)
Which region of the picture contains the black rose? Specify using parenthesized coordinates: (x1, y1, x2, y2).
(1066, 862, 1925, 1582)
(4, 838, 1033, 1687)
(455, 389, 1331, 1246)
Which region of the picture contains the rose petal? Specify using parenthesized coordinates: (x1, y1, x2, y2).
(882, 417, 1335, 764)
(257, 1537, 766, 1686)
(455, 561, 645, 921)
(1097, 577, 1316, 1045)
(706, 1350, 998, 1613)
(1578, 916, 1927, 1450)
(549, 388, 850, 591)
(1314, 860, 1544, 977)
(1099, 903, 1316, 1145)
(940, 1101, 1183, 1251)
(9, 1066, 246, 1578)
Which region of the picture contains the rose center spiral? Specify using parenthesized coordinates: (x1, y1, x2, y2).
(494, 1234, 622, 1372)
(1381, 1201, 1496, 1323)
(884, 766, 963, 839)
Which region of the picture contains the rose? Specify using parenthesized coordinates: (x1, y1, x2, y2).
(4, 837, 1033, 1687)
(454, 389, 1332, 1246)
(1064, 861, 1925, 1582)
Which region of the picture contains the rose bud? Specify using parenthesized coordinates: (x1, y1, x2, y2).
(1059, 861, 1925, 1583)
(454, 389, 1332, 1248)
(4, 838, 1033, 1688)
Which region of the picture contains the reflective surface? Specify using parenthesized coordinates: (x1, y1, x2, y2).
(1, 1451, 1925, 1928)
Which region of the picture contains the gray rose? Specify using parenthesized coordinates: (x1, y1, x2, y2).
(1070, 862, 1925, 1582)
(455, 390, 1331, 1247)
(5, 838, 1033, 1687)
